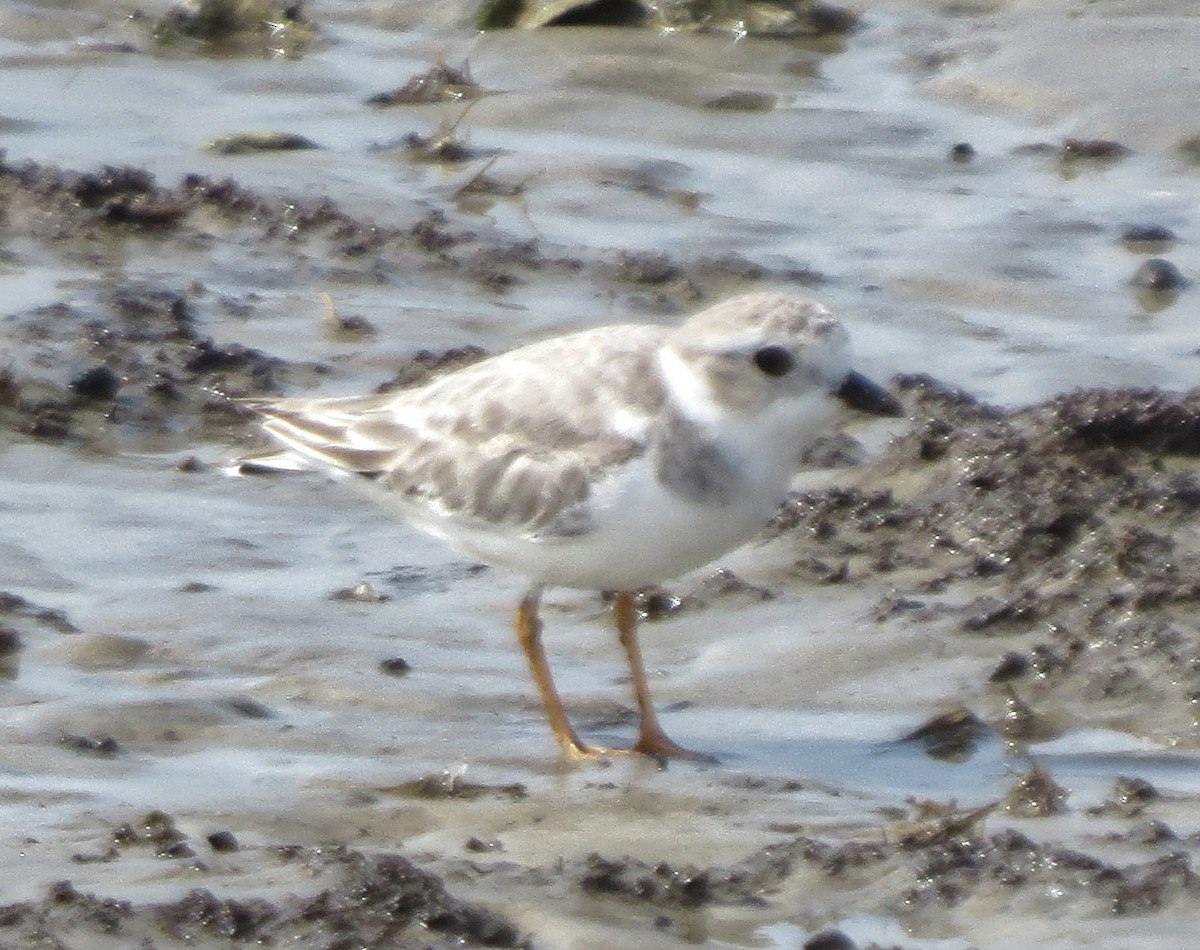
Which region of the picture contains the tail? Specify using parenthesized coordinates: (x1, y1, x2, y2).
(228, 396, 394, 480)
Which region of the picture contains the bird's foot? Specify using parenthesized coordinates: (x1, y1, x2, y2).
(558, 730, 717, 765)
(631, 729, 719, 764)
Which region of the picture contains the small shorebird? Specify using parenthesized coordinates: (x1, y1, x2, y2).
(243, 292, 901, 761)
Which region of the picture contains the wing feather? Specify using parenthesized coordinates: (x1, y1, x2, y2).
(246, 324, 668, 535)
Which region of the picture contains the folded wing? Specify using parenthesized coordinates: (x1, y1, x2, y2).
(244, 324, 668, 537)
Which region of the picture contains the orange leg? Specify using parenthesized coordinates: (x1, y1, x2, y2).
(514, 588, 715, 763)
(612, 591, 717, 763)
(514, 588, 603, 760)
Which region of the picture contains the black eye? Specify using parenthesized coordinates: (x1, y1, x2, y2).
(752, 345, 793, 377)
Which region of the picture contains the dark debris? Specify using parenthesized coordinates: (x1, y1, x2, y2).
(766, 382, 1200, 739)
(0, 846, 527, 948)
(578, 822, 1200, 920)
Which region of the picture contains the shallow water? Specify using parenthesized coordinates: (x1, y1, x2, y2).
(3, 1, 1200, 947)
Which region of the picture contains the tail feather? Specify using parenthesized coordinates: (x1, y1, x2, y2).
(233, 400, 395, 479)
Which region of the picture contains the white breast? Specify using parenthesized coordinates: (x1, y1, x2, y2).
(429, 390, 836, 591)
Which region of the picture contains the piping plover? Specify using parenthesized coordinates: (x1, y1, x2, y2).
(243, 292, 901, 761)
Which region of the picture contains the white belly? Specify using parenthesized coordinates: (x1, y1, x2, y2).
(425, 452, 788, 591)
(401, 387, 838, 591)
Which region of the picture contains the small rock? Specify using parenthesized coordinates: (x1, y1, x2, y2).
(1129, 819, 1176, 845)
(113, 810, 188, 853)
(331, 582, 390, 603)
(204, 132, 320, 156)
(704, 91, 776, 112)
(804, 928, 858, 950)
(1002, 767, 1069, 817)
(48, 881, 78, 904)
(177, 580, 216, 592)
(0, 627, 22, 656)
(1092, 775, 1161, 818)
(379, 657, 412, 676)
(610, 249, 680, 285)
(988, 651, 1029, 683)
(1131, 258, 1187, 291)
(1060, 138, 1131, 161)
(902, 707, 991, 761)
(60, 733, 120, 756)
(69, 366, 121, 401)
(1121, 224, 1177, 246)
(207, 830, 240, 853)
(630, 587, 683, 621)
(366, 61, 481, 106)
(220, 696, 273, 719)
(998, 689, 1058, 742)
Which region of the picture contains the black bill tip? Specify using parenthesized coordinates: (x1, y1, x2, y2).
(836, 370, 904, 417)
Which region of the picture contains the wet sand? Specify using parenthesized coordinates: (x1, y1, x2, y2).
(2, 2, 1200, 948)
